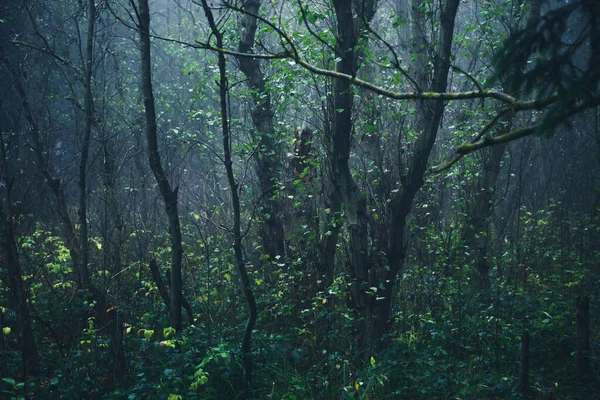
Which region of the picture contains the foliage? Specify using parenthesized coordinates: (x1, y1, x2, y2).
(0, 0, 598, 399)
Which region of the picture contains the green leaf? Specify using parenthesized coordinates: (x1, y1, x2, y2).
(2, 378, 16, 386)
(163, 326, 176, 339)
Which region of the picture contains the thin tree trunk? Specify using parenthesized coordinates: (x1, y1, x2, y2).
(149, 258, 171, 311)
(78, 0, 95, 288)
(137, 0, 183, 330)
(201, 1, 258, 392)
(519, 330, 530, 395)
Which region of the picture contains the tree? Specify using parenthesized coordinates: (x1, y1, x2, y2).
(235, 0, 286, 264)
(462, 0, 543, 290)
(136, 0, 185, 330)
(200, 0, 258, 393)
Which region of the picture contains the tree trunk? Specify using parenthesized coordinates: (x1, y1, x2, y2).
(235, 0, 286, 262)
(319, 95, 343, 288)
(381, 0, 460, 335)
(137, 0, 184, 330)
(201, 1, 258, 392)
(463, 142, 507, 290)
(77, 0, 95, 289)
(149, 258, 171, 312)
(329, 0, 378, 357)
(519, 330, 530, 395)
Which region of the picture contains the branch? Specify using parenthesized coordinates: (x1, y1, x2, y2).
(433, 96, 600, 173)
(199, 3, 560, 109)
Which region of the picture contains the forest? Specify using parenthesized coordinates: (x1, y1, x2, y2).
(0, 0, 599, 398)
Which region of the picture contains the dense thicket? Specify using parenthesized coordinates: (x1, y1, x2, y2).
(0, 0, 598, 398)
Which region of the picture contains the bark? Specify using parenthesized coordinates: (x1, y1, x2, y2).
(319, 181, 342, 287)
(137, 0, 184, 330)
(330, 0, 377, 357)
(201, 1, 258, 392)
(235, 0, 286, 262)
(319, 97, 343, 288)
(149, 258, 171, 312)
(162, 264, 195, 325)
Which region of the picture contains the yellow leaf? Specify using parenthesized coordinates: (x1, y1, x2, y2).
(2, 327, 10, 336)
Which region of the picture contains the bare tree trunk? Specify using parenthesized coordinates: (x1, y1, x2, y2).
(235, 0, 286, 262)
(201, 1, 258, 393)
(137, 0, 183, 330)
